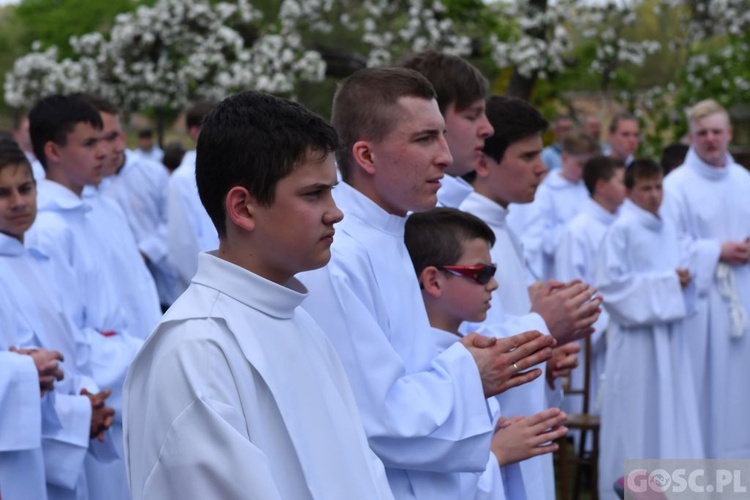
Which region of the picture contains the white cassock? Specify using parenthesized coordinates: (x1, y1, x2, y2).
(24, 150, 46, 181)
(299, 182, 494, 500)
(33, 180, 145, 500)
(0, 288, 48, 500)
(662, 148, 750, 459)
(0, 233, 120, 500)
(436, 174, 474, 208)
(124, 252, 393, 500)
(520, 172, 589, 282)
(166, 151, 219, 295)
(554, 199, 617, 425)
(431, 327, 526, 500)
(101, 150, 179, 306)
(130, 146, 163, 164)
(460, 191, 558, 500)
(595, 199, 704, 500)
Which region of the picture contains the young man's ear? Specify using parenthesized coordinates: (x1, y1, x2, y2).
(43, 141, 60, 167)
(419, 266, 444, 299)
(352, 140, 377, 176)
(224, 186, 256, 232)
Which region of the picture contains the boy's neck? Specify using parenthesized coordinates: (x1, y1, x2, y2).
(592, 193, 618, 214)
(45, 172, 85, 198)
(424, 301, 463, 336)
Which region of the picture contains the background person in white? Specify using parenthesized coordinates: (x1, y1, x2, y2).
(596, 159, 703, 499)
(124, 91, 393, 500)
(661, 98, 750, 459)
(166, 102, 218, 295)
(0, 137, 117, 500)
(299, 67, 556, 500)
(28, 94, 144, 500)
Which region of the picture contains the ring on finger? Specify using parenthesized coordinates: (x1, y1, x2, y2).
(513, 362, 519, 372)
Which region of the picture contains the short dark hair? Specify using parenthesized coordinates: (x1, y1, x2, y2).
(0, 136, 33, 175)
(660, 143, 689, 175)
(162, 141, 185, 173)
(398, 50, 489, 115)
(624, 157, 663, 190)
(196, 91, 338, 237)
(332, 67, 436, 183)
(28, 94, 103, 170)
(72, 93, 119, 115)
(583, 155, 625, 196)
(186, 102, 215, 131)
(608, 112, 638, 134)
(138, 129, 154, 140)
(405, 207, 496, 278)
(481, 95, 548, 164)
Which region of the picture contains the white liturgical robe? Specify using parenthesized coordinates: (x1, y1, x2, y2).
(101, 150, 179, 306)
(662, 148, 750, 459)
(436, 174, 474, 208)
(460, 191, 557, 500)
(595, 199, 703, 500)
(166, 151, 218, 295)
(124, 252, 393, 500)
(299, 182, 494, 500)
(522, 172, 590, 281)
(554, 198, 616, 420)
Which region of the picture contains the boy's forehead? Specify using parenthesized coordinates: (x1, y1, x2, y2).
(0, 162, 34, 183)
(690, 112, 729, 131)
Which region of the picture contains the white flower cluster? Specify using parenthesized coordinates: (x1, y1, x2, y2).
(576, 1, 660, 80)
(5, 0, 327, 112)
(489, 1, 573, 79)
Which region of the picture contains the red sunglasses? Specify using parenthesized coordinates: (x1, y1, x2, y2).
(438, 264, 497, 285)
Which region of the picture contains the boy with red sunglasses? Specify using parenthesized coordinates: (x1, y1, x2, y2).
(405, 207, 569, 498)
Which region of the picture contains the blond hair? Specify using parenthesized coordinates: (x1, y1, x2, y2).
(561, 130, 600, 155)
(687, 99, 729, 125)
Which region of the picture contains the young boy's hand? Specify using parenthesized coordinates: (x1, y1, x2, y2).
(490, 408, 568, 466)
(530, 280, 602, 344)
(10, 346, 64, 395)
(546, 342, 581, 389)
(461, 330, 555, 398)
(676, 268, 691, 289)
(81, 388, 115, 442)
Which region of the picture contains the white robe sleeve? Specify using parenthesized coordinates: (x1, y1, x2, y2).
(137, 398, 284, 500)
(302, 266, 492, 473)
(661, 181, 721, 298)
(595, 224, 687, 327)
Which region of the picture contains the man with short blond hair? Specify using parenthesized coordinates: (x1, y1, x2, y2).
(662, 98, 750, 459)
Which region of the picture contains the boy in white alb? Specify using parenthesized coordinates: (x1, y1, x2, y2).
(596, 159, 703, 499)
(405, 207, 570, 500)
(28, 94, 144, 500)
(521, 131, 599, 282)
(124, 91, 393, 500)
(0, 137, 117, 500)
(555, 156, 626, 429)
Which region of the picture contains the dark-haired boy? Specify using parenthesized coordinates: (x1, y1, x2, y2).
(461, 95, 601, 499)
(596, 158, 703, 499)
(399, 51, 494, 208)
(300, 67, 556, 500)
(406, 208, 569, 499)
(28, 94, 144, 500)
(123, 91, 393, 500)
(554, 156, 626, 447)
(0, 136, 117, 500)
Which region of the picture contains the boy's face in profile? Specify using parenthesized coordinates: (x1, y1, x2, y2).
(0, 163, 36, 241)
(100, 112, 127, 177)
(366, 96, 451, 216)
(443, 99, 494, 177)
(609, 119, 640, 160)
(628, 174, 663, 216)
(250, 151, 343, 282)
(598, 168, 627, 209)
(48, 121, 105, 195)
(439, 237, 498, 324)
